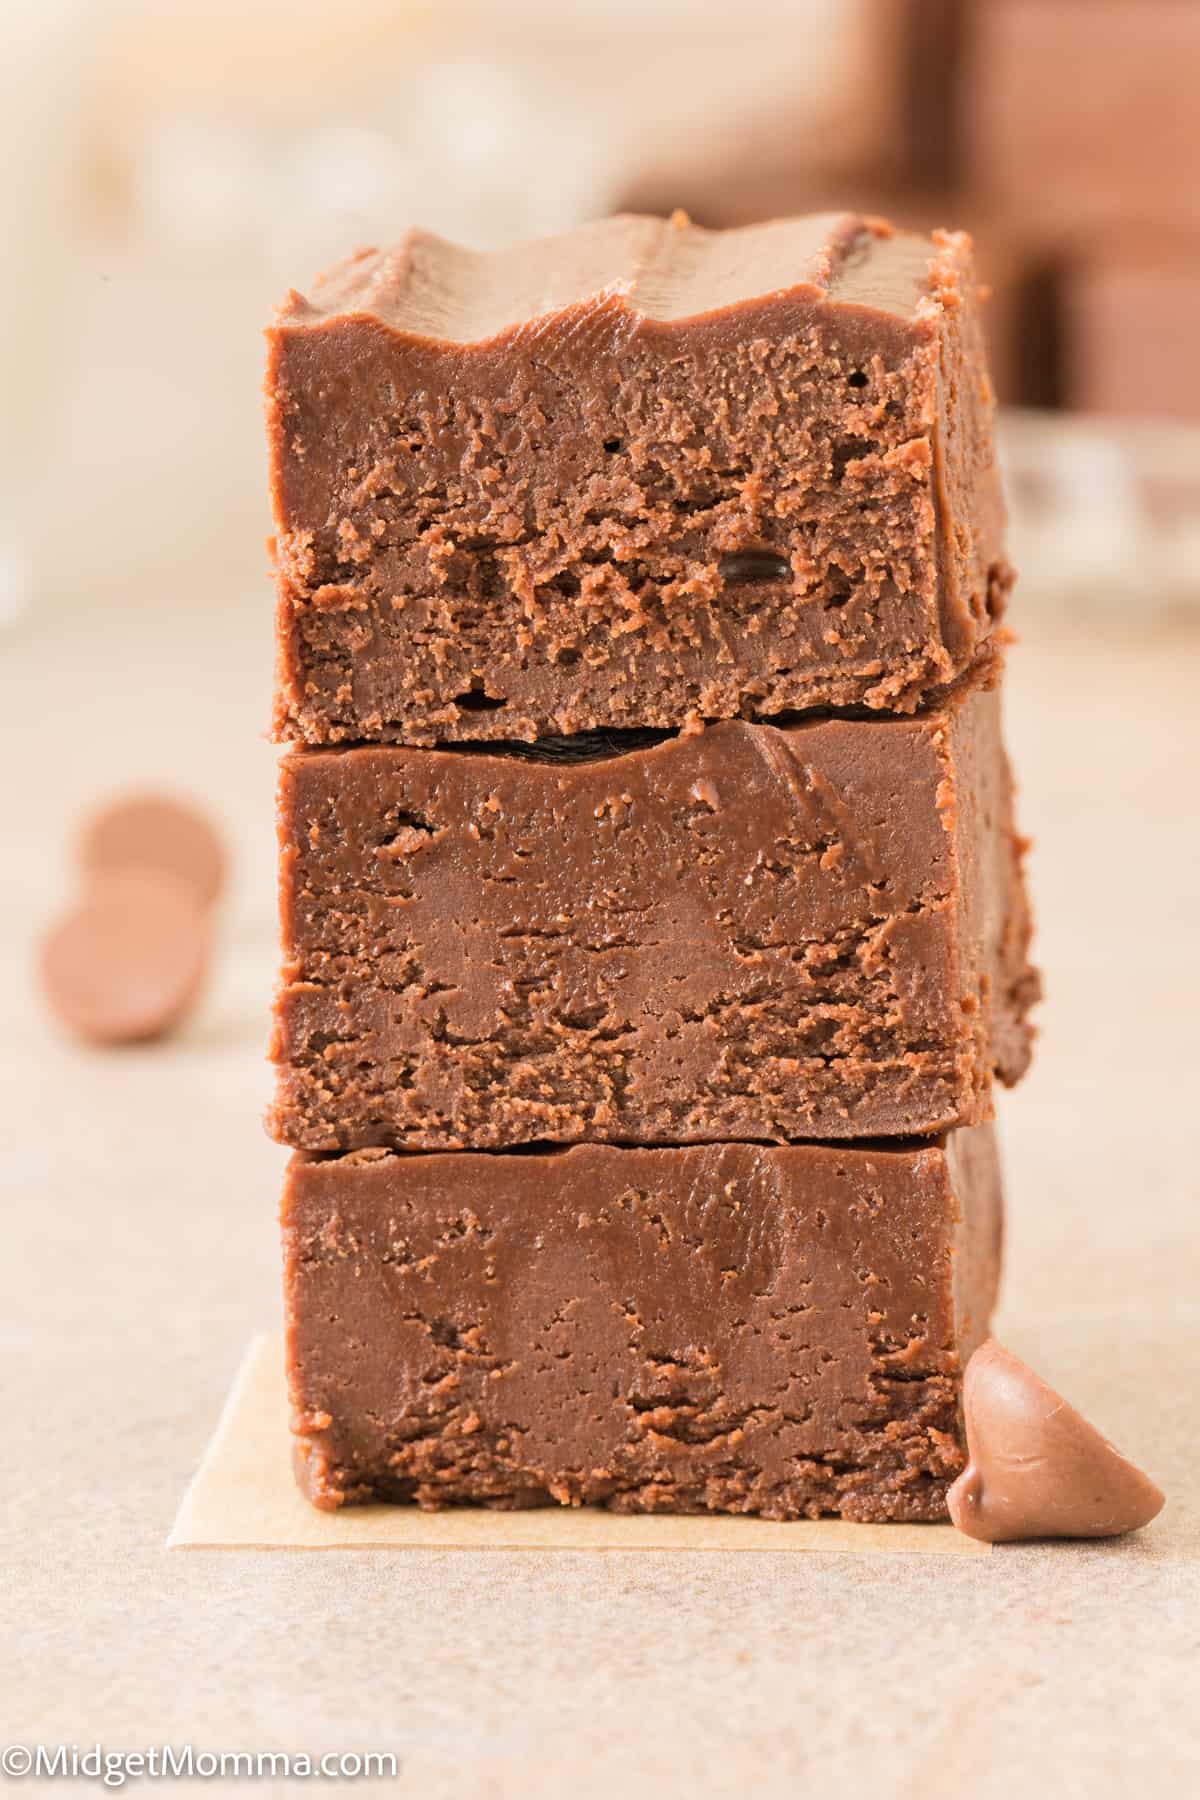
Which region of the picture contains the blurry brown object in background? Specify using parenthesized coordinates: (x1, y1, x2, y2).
(964, 1, 1200, 237)
(618, 1, 958, 227)
(39, 793, 225, 1045)
(901, 0, 968, 189)
(39, 869, 209, 1047)
(1060, 253, 1200, 422)
(79, 793, 226, 910)
(972, 233, 1064, 412)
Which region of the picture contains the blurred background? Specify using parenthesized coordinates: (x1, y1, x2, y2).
(4, 0, 1200, 636)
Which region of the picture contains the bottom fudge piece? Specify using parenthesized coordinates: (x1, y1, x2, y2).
(283, 1128, 1002, 1521)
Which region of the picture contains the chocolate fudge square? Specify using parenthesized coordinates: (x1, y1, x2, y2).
(267, 212, 1009, 745)
(269, 660, 1036, 1152)
(284, 1127, 1003, 1519)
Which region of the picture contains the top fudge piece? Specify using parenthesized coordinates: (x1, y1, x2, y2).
(267, 212, 1008, 745)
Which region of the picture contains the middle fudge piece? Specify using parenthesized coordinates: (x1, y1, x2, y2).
(271, 661, 1036, 1151)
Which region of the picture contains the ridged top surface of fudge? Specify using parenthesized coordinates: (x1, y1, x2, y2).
(267, 212, 1009, 744)
(277, 212, 942, 342)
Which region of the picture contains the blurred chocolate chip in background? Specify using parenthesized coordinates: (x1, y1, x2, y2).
(40, 792, 227, 1045)
(39, 866, 211, 1046)
(78, 792, 226, 910)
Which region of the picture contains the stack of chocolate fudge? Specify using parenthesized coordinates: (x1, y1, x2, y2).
(267, 212, 1038, 1522)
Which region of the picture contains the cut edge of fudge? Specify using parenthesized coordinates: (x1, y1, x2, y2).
(268, 647, 1038, 1153)
(282, 1128, 1003, 1519)
(265, 211, 1009, 746)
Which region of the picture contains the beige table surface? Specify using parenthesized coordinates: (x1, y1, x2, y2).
(3, 596, 1199, 1797)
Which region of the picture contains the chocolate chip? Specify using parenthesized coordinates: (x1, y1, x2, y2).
(79, 793, 226, 910)
(947, 1339, 1165, 1543)
(39, 869, 209, 1046)
(718, 551, 790, 585)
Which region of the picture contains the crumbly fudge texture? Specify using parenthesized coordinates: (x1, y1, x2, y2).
(284, 1128, 1003, 1518)
(267, 212, 1009, 745)
(269, 661, 1037, 1152)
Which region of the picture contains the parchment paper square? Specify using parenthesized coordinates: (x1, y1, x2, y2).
(169, 1336, 988, 1554)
